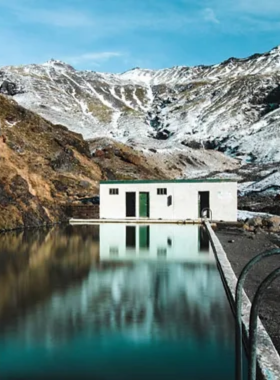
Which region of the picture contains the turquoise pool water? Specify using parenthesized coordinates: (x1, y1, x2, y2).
(0, 224, 238, 379)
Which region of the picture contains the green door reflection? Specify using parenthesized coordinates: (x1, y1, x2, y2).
(139, 226, 150, 249)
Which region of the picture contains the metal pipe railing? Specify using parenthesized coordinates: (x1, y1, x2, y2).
(201, 207, 212, 221)
(248, 267, 280, 380)
(235, 248, 280, 380)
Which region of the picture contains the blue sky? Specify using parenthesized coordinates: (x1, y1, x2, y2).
(0, 0, 279, 72)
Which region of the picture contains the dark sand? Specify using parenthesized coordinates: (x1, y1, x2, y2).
(216, 226, 280, 354)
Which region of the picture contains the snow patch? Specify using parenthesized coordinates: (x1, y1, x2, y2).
(237, 210, 275, 220)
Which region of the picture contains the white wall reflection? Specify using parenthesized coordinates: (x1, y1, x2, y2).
(100, 224, 214, 263)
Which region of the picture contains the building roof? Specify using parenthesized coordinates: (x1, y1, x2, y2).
(100, 179, 237, 185)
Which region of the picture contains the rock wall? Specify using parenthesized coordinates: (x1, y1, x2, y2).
(64, 205, 100, 219)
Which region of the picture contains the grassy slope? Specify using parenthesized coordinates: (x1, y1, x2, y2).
(0, 95, 103, 230)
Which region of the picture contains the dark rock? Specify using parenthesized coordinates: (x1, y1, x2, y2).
(251, 84, 280, 116)
(181, 140, 203, 149)
(93, 149, 105, 158)
(211, 90, 221, 98)
(264, 85, 280, 105)
(0, 80, 18, 96)
(10, 175, 33, 205)
(264, 216, 280, 231)
(50, 149, 78, 172)
(204, 140, 219, 150)
(22, 203, 50, 227)
(53, 180, 68, 192)
(150, 116, 161, 129)
(155, 129, 173, 140)
(220, 57, 239, 66)
(0, 183, 13, 206)
(79, 180, 91, 189)
(248, 216, 263, 227)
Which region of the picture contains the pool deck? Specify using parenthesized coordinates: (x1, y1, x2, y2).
(205, 221, 280, 380)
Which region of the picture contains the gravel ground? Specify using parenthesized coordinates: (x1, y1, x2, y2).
(216, 226, 280, 354)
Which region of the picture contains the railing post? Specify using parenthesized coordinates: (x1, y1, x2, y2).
(235, 248, 280, 380)
(248, 267, 280, 380)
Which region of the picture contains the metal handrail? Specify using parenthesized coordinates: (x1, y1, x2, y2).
(235, 248, 280, 380)
(248, 267, 280, 380)
(201, 207, 212, 221)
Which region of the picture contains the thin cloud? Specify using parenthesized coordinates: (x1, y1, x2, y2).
(66, 52, 124, 65)
(0, 1, 94, 28)
(16, 8, 94, 28)
(203, 8, 220, 24)
(233, 0, 280, 15)
(0, 0, 219, 34)
(200, 0, 280, 18)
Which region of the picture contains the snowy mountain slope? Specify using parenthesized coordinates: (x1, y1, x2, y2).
(239, 170, 280, 195)
(0, 45, 280, 166)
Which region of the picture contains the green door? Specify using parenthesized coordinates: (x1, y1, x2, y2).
(139, 192, 150, 218)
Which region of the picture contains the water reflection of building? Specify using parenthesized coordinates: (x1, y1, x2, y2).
(0, 224, 234, 351)
(100, 224, 214, 263)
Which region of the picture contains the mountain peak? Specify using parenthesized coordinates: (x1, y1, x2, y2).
(270, 45, 280, 55)
(43, 59, 75, 71)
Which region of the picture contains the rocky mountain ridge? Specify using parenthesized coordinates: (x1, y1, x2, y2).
(0, 45, 279, 168)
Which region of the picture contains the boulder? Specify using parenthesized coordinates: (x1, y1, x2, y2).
(263, 216, 280, 231)
(93, 149, 105, 158)
(248, 216, 263, 227)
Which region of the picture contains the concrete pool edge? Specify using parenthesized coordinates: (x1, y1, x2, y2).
(205, 221, 280, 380)
(69, 218, 217, 225)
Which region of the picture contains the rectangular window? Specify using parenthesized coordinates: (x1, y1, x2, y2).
(157, 188, 167, 195)
(109, 188, 119, 195)
(109, 247, 119, 256)
(157, 248, 167, 257)
(167, 195, 172, 206)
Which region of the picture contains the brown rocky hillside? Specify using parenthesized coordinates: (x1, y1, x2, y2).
(89, 137, 172, 180)
(0, 96, 167, 231)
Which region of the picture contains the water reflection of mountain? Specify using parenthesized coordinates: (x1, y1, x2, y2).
(0, 225, 99, 326)
(0, 224, 234, 350)
(0, 261, 233, 348)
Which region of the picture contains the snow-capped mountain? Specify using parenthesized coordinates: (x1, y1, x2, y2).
(1, 45, 280, 164)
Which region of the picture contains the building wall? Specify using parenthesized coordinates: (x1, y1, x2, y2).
(100, 182, 237, 221)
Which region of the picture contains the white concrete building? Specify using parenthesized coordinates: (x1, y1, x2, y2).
(100, 179, 237, 222)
